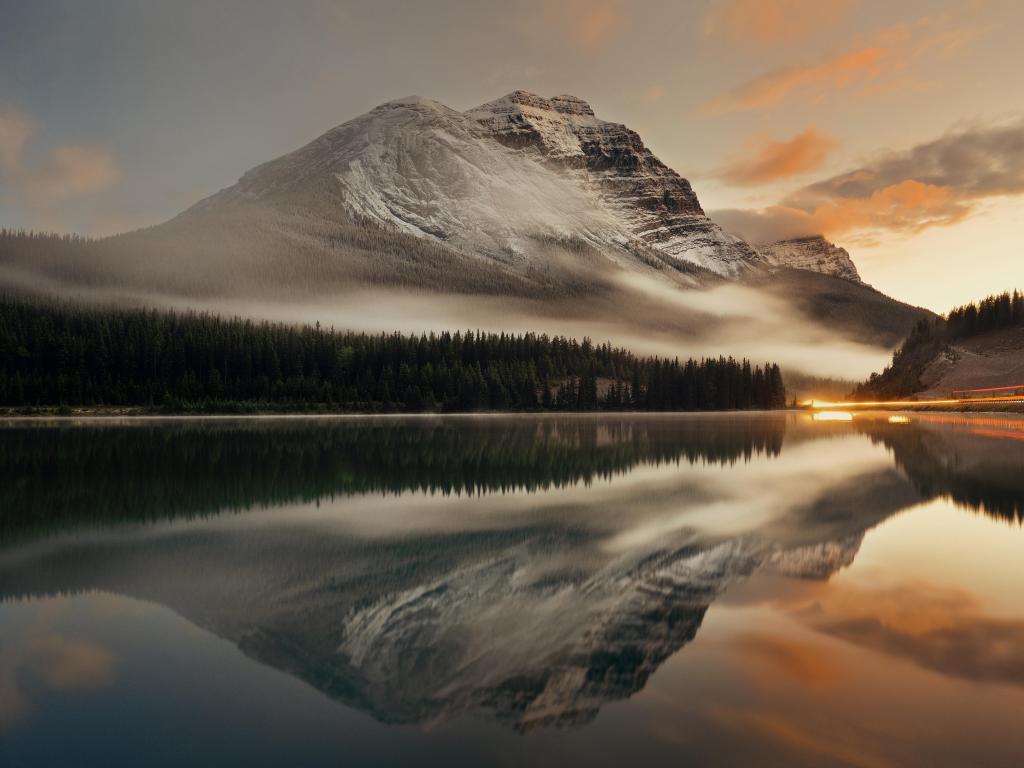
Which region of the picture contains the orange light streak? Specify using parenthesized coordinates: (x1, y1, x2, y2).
(971, 428, 1024, 441)
(810, 395, 1024, 409)
(813, 411, 854, 421)
(903, 413, 1024, 430)
(951, 384, 1024, 394)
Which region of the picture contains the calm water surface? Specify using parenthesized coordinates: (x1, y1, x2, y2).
(1, 412, 1023, 767)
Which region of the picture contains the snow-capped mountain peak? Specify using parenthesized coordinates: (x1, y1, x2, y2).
(756, 235, 862, 283)
(197, 90, 764, 278)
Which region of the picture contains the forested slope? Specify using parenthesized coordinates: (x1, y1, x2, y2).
(0, 295, 787, 412)
(854, 291, 1024, 399)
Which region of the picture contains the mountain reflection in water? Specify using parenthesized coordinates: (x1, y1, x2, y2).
(1, 412, 1022, 766)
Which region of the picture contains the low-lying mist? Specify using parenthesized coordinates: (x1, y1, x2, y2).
(1, 262, 892, 382)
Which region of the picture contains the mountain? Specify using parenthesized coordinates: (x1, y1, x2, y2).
(0, 90, 933, 376)
(188, 91, 758, 279)
(756, 235, 861, 283)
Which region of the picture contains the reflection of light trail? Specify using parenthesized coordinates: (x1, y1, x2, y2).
(972, 428, 1024, 441)
(812, 411, 854, 421)
(809, 409, 1024, 441)
(903, 414, 1024, 431)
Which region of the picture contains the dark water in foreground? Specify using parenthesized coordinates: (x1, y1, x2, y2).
(1, 412, 1023, 767)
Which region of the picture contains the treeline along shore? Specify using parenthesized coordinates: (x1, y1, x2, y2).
(0, 294, 787, 413)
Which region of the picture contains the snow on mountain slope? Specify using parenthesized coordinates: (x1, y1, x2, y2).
(757, 235, 861, 283)
(203, 96, 628, 260)
(467, 91, 760, 276)
(197, 91, 762, 278)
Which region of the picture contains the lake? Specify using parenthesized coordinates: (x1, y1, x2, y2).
(1, 412, 1023, 767)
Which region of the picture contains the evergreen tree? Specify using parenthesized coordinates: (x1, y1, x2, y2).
(0, 294, 788, 412)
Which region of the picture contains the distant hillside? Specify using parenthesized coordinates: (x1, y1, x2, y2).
(751, 267, 934, 348)
(854, 291, 1024, 399)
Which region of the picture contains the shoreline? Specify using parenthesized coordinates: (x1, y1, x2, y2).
(0, 406, 795, 420)
(1, 404, 1022, 419)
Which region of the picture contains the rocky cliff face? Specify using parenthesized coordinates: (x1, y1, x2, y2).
(467, 91, 760, 276)
(756, 235, 862, 283)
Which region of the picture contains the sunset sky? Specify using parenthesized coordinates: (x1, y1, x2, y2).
(0, 0, 1020, 311)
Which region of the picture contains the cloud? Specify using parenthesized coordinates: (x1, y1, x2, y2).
(0, 600, 116, 732)
(546, 0, 623, 51)
(800, 179, 968, 235)
(717, 128, 839, 186)
(703, 0, 859, 45)
(701, 11, 977, 116)
(0, 104, 120, 215)
(802, 581, 1024, 687)
(794, 118, 1024, 203)
(702, 47, 883, 116)
(732, 632, 843, 688)
(0, 107, 32, 175)
(713, 117, 1024, 243)
(640, 84, 665, 103)
(27, 145, 120, 202)
(34, 633, 115, 688)
(716, 183, 968, 245)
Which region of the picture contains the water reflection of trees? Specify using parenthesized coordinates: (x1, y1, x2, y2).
(0, 416, 785, 542)
(857, 420, 1024, 524)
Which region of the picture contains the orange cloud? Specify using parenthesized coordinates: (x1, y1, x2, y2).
(547, 0, 622, 51)
(797, 580, 1024, 686)
(0, 106, 32, 174)
(713, 117, 1024, 244)
(29, 145, 120, 202)
(704, 0, 859, 45)
(702, 47, 883, 116)
(714, 182, 967, 244)
(732, 632, 843, 688)
(725, 181, 967, 242)
(806, 581, 977, 635)
(702, 10, 977, 115)
(0, 104, 120, 215)
(640, 84, 665, 103)
(719, 128, 839, 185)
(34, 634, 115, 688)
(805, 180, 969, 237)
(0, 605, 116, 733)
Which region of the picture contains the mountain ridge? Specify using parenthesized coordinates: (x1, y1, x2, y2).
(0, 90, 934, 378)
(756, 235, 862, 284)
(173, 90, 879, 287)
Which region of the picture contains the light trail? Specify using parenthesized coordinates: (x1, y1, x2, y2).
(951, 384, 1024, 395)
(806, 394, 1024, 410)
